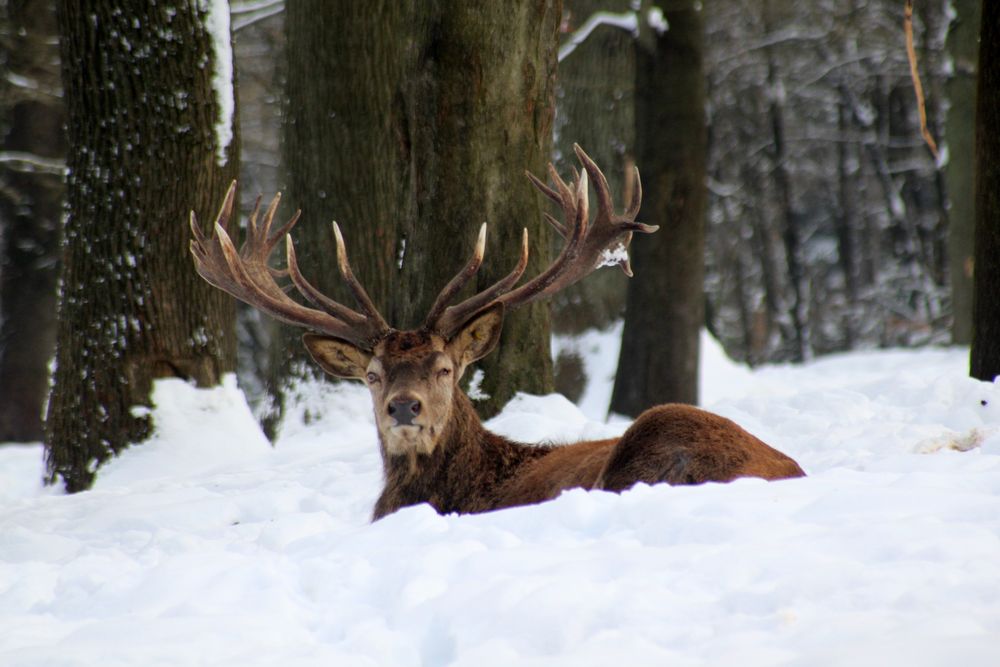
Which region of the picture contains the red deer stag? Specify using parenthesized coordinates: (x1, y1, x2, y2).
(190, 145, 805, 520)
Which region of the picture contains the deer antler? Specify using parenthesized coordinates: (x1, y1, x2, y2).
(424, 144, 658, 338)
(189, 181, 391, 349)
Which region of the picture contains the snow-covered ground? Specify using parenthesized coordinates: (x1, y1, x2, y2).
(2, 331, 999, 666)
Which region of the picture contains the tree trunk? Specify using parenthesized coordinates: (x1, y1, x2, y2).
(276, 1, 559, 426)
(551, 0, 635, 335)
(971, 1, 1000, 381)
(763, 4, 808, 363)
(611, 1, 707, 415)
(945, 0, 981, 345)
(835, 94, 858, 349)
(0, 0, 64, 442)
(46, 1, 239, 491)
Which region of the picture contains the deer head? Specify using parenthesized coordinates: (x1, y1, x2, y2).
(190, 145, 657, 462)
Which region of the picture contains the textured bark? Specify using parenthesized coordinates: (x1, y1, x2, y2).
(46, 1, 238, 491)
(945, 0, 981, 345)
(276, 0, 559, 424)
(971, 2, 1000, 381)
(551, 0, 635, 335)
(0, 0, 64, 442)
(610, 2, 706, 415)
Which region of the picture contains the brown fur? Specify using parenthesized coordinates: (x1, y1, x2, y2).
(370, 391, 805, 520)
(303, 310, 805, 521)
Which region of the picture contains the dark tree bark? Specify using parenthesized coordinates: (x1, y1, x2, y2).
(945, 0, 981, 345)
(0, 0, 64, 442)
(836, 94, 858, 349)
(274, 1, 559, 426)
(46, 1, 239, 491)
(551, 0, 635, 335)
(611, 1, 707, 415)
(763, 2, 808, 363)
(971, 1, 1000, 381)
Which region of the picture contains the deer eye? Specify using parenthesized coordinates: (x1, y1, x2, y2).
(437, 367, 452, 379)
(366, 372, 380, 384)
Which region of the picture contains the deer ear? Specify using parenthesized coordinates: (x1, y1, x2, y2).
(302, 333, 372, 380)
(446, 302, 505, 373)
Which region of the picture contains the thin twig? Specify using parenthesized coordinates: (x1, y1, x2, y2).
(904, 0, 939, 160)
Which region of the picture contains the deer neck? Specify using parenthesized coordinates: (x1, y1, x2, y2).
(372, 391, 552, 520)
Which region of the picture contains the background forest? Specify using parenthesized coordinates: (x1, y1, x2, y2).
(0, 0, 988, 486)
(215, 0, 972, 380)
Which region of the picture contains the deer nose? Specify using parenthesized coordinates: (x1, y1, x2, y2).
(388, 398, 421, 426)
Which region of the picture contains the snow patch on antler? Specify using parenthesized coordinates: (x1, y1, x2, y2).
(597, 243, 629, 269)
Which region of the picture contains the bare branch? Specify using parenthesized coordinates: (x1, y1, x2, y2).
(904, 0, 939, 160)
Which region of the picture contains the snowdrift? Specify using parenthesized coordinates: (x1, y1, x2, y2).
(2, 333, 999, 666)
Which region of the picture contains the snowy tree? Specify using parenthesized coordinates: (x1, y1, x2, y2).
(0, 0, 64, 442)
(45, 1, 239, 491)
(268, 0, 560, 425)
(703, 0, 950, 364)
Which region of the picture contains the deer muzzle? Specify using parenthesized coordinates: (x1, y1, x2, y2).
(388, 398, 421, 427)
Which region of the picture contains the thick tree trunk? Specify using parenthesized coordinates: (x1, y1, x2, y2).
(0, 0, 64, 442)
(945, 0, 981, 345)
(971, 2, 1000, 381)
(46, 1, 238, 491)
(611, 2, 706, 415)
(551, 0, 635, 335)
(276, 1, 559, 425)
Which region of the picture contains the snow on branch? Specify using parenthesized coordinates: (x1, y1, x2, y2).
(558, 6, 668, 62)
(231, 0, 283, 32)
(0, 151, 66, 176)
(231, 0, 282, 13)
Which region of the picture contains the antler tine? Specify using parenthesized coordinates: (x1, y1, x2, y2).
(574, 144, 612, 217)
(268, 208, 302, 249)
(542, 212, 567, 239)
(285, 235, 367, 326)
(423, 223, 488, 328)
(216, 180, 239, 234)
(331, 222, 391, 332)
(189, 183, 391, 349)
(524, 170, 557, 204)
(626, 165, 642, 220)
(437, 146, 657, 336)
(256, 191, 282, 246)
(430, 227, 530, 336)
(245, 193, 263, 245)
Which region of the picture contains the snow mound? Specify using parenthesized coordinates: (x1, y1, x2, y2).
(95, 374, 271, 489)
(2, 336, 999, 665)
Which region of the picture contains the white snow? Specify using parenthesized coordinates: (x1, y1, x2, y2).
(646, 7, 668, 35)
(466, 368, 491, 402)
(596, 243, 630, 271)
(201, 0, 234, 166)
(558, 6, 668, 63)
(2, 332, 1000, 665)
(559, 11, 640, 62)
